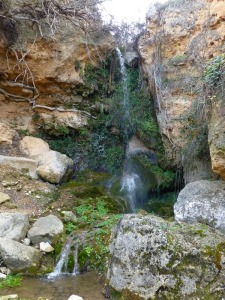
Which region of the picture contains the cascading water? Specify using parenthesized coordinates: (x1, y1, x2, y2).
(47, 236, 80, 279)
(116, 48, 145, 212)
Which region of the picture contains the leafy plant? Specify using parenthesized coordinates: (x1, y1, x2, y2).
(65, 222, 77, 234)
(0, 275, 23, 289)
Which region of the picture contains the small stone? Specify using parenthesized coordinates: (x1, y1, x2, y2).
(62, 211, 77, 223)
(0, 267, 11, 275)
(40, 242, 54, 253)
(16, 185, 23, 191)
(67, 296, 83, 300)
(0, 192, 10, 204)
(0, 273, 7, 279)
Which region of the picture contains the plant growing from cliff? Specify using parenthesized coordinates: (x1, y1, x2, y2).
(204, 53, 225, 90)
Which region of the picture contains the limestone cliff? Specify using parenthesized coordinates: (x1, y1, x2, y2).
(0, 0, 114, 133)
(139, 0, 225, 182)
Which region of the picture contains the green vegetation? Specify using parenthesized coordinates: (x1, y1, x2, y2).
(60, 177, 124, 272)
(204, 53, 225, 89)
(0, 275, 23, 289)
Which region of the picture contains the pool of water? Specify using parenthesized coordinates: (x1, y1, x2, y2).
(0, 273, 106, 300)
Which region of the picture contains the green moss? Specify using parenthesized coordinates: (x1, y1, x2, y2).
(204, 242, 225, 271)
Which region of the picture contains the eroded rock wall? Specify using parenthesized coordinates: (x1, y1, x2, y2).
(139, 0, 225, 181)
(0, 0, 114, 132)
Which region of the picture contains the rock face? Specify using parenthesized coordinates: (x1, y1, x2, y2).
(0, 213, 30, 241)
(0, 238, 41, 273)
(139, 0, 225, 179)
(0, 0, 114, 132)
(174, 180, 225, 232)
(107, 214, 225, 300)
(28, 215, 64, 245)
(208, 98, 225, 180)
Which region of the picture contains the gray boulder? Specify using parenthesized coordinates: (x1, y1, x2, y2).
(174, 180, 225, 232)
(0, 213, 30, 241)
(37, 150, 73, 184)
(28, 215, 64, 245)
(107, 214, 225, 300)
(0, 238, 41, 273)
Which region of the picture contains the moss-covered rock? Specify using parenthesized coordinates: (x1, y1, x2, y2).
(107, 214, 225, 300)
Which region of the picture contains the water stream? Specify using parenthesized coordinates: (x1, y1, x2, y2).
(1, 273, 105, 300)
(48, 236, 80, 279)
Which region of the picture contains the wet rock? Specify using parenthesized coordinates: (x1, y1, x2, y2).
(0, 155, 38, 179)
(107, 214, 225, 299)
(0, 213, 30, 241)
(28, 215, 64, 245)
(37, 150, 73, 184)
(0, 192, 10, 204)
(39, 242, 54, 253)
(0, 238, 41, 273)
(174, 180, 225, 232)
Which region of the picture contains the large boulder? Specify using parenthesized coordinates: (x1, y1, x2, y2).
(174, 180, 225, 232)
(0, 213, 30, 241)
(0, 238, 41, 273)
(20, 136, 73, 184)
(20, 136, 50, 159)
(0, 155, 38, 179)
(28, 215, 64, 245)
(37, 150, 74, 184)
(107, 214, 225, 300)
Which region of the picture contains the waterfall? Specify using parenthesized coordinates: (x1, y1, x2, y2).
(47, 236, 80, 279)
(116, 48, 142, 212)
(116, 48, 131, 142)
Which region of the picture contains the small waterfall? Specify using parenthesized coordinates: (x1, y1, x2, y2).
(120, 172, 141, 212)
(47, 236, 80, 279)
(73, 239, 80, 275)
